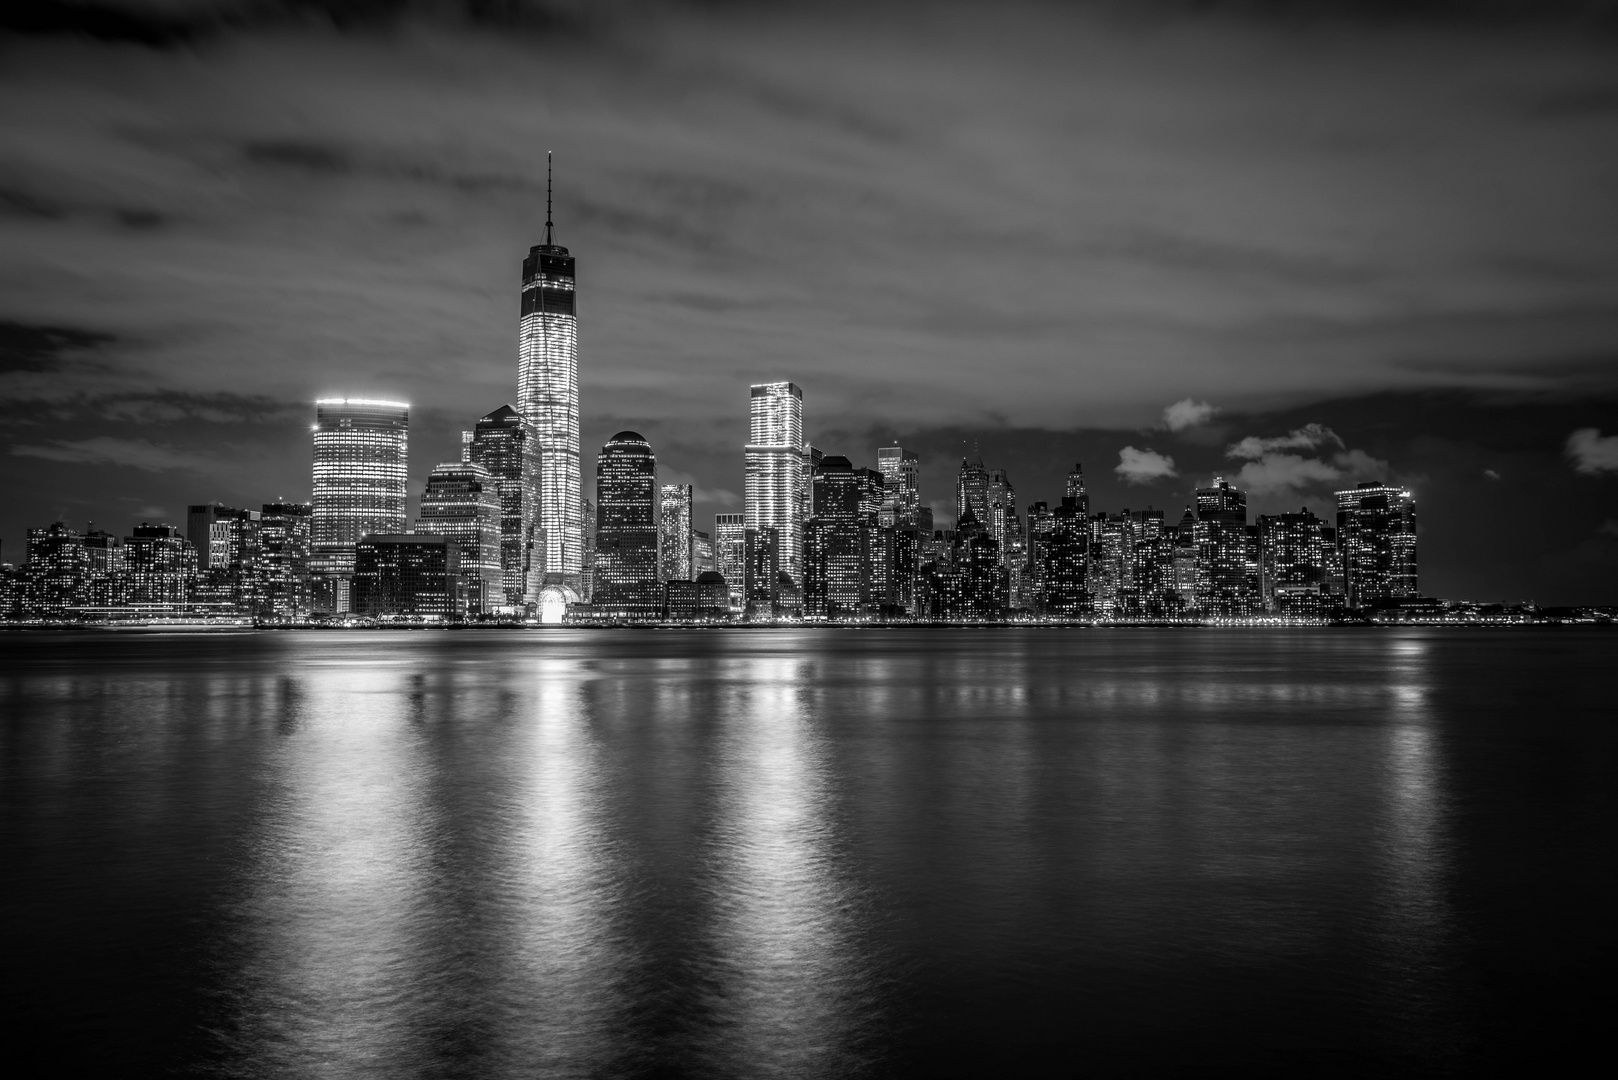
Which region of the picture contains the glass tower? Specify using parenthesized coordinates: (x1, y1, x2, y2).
(416, 460, 503, 614)
(745, 382, 805, 586)
(658, 483, 693, 582)
(593, 431, 661, 618)
(467, 404, 540, 608)
(714, 513, 746, 612)
(310, 398, 408, 609)
(1335, 483, 1417, 608)
(518, 154, 583, 597)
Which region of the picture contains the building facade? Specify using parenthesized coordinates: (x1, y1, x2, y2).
(714, 513, 746, 612)
(593, 431, 661, 618)
(352, 535, 462, 618)
(416, 460, 503, 614)
(744, 382, 805, 587)
(1194, 477, 1252, 616)
(658, 483, 693, 583)
(258, 502, 311, 618)
(1336, 483, 1418, 608)
(310, 397, 408, 612)
(518, 158, 584, 597)
(466, 404, 540, 608)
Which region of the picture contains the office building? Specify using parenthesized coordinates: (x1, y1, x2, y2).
(659, 483, 693, 582)
(692, 529, 715, 576)
(467, 404, 540, 608)
(258, 502, 311, 618)
(1043, 499, 1088, 617)
(744, 382, 805, 587)
(1258, 508, 1334, 614)
(1336, 483, 1418, 608)
(123, 524, 197, 615)
(805, 455, 868, 618)
(22, 522, 87, 617)
(877, 446, 920, 526)
(310, 397, 408, 612)
(1065, 464, 1089, 515)
(592, 431, 661, 618)
(416, 461, 503, 613)
(1194, 477, 1252, 616)
(352, 535, 463, 618)
(714, 513, 746, 612)
(957, 452, 989, 526)
(518, 156, 584, 597)
(188, 503, 260, 615)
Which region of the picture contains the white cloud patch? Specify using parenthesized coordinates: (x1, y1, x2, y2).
(1566, 428, 1618, 475)
(1484, 468, 1501, 480)
(1115, 446, 1178, 484)
(1232, 453, 1345, 496)
(1160, 398, 1217, 432)
(10, 437, 212, 473)
(1226, 423, 1344, 460)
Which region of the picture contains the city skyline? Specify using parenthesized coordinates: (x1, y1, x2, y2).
(2, 3, 1617, 604)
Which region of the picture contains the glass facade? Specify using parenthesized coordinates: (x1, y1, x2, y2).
(310, 398, 408, 612)
(714, 513, 746, 612)
(518, 233, 583, 594)
(593, 432, 661, 618)
(658, 483, 692, 583)
(416, 461, 503, 614)
(468, 405, 540, 607)
(744, 382, 805, 586)
(1336, 483, 1418, 608)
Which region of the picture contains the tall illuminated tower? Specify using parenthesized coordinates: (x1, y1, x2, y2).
(744, 382, 805, 585)
(310, 397, 408, 611)
(518, 153, 583, 597)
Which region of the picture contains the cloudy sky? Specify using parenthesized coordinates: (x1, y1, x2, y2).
(3, 0, 1617, 602)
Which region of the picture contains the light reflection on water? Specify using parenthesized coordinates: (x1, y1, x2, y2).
(2, 628, 1612, 1077)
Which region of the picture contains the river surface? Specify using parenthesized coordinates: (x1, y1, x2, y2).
(1, 628, 1612, 1077)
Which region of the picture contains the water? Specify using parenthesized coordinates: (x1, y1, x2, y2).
(1, 628, 1611, 1077)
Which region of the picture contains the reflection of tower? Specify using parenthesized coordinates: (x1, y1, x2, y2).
(518, 153, 583, 596)
(744, 382, 805, 585)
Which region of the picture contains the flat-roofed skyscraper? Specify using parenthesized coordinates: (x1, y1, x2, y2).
(416, 460, 503, 613)
(714, 513, 746, 611)
(518, 155, 583, 597)
(745, 382, 805, 585)
(659, 483, 693, 582)
(593, 431, 661, 618)
(878, 446, 919, 525)
(467, 404, 540, 607)
(1336, 482, 1417, 608)
(310, 397, 408, 611)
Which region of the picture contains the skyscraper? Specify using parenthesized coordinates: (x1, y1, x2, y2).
(467, 405, 540, 608)
(957, 452, 988, 525)
(744, 382, 805, 586)
(714, 513, 746, 612)
(877, 446, 920, 525)
(518, 154, 583, 598)
(416, 460, 503, 613)
(659, 483, 693, 582)
(1336, 482, 1418, 608)
(1258, 507, 1334, 614)
(805, 455, 868, 618)
(1194, 476, 1251, 616)
(310, 398, 408, 612)
(1065, 463, 1089, 514)
(258, 502, 311, 618)
(593, 432, 661, 618)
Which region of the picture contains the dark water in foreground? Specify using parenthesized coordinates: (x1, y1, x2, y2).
(1, 628, 1612, 1078)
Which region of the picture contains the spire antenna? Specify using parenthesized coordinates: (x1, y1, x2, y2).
(545, 151, 554, 246)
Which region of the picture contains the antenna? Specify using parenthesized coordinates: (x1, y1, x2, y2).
(545, 151, 554, 246)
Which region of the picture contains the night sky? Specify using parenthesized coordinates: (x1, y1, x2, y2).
(3, 1, 1616, 603)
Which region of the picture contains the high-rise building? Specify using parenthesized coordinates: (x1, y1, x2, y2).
(310, 397, 408, 612)
(259, 502, 311, 618)
(1258, 508, 1334, 614)
(1194, 477, 1251, 616)
(188, 503, 260, 615)
(877, 446, 920, 525)
(1065, 464, 1089, 515)
(416, 461, 503, 613)
(745, 382, 805, 587)
(518, 155, 584, 598)
(1336, 483, 1418, 608)
(1043, 499, 1088, 617)
(123, 524, 196, 615)
(691, 529, 715, 576)
(352, 535, 463, 618)
(592, 432, 661, 618)
(467, 405, 540, 608)
(23, 522, 87, 618)
(957, 452, 989, 526)
(659, 483, 693, 583)
(714, 513, 746, 612)
(805, 455, 868, 618)
(1171, 506, 1198, 610)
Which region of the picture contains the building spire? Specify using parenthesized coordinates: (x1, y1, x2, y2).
(545, 150, 554, 246)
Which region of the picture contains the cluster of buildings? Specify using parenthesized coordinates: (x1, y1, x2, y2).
(1, 164, 1422, 624)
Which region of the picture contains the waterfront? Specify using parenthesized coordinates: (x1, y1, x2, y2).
(1, 628, 1611, 1077)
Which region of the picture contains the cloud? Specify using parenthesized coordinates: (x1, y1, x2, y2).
(1115, 446, 1177, 484)
(10, 436, 213, 472)
(1566, 428, 1618, 474)
(1330, 448, 1390, 483)
(1230, 453, 1344, 496)
(1226, 423, 1344, 460)
(1160, 398, 1217, 432)
(1484, 468, 1501, 480)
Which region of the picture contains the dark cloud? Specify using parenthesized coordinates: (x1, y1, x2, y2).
(0, 320, 114, 374)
